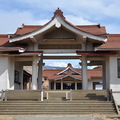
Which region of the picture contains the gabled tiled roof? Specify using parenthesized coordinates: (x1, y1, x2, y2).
(11, 8, 106, 38)
(43, 64, 102, 81)
(14, 24, 42, 35)
(0, 34, 26, 51)
(77, 25, 107, 36)
(12, 24, 106, 37)
(96, 34, 120, 50)
(0, 34, 9, 47)
(56, 63, 81, 75)
(0, 9, 119, 50)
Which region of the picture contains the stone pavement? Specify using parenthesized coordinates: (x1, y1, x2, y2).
(15, 116, 94, 120)
(0, 115, 100, 120)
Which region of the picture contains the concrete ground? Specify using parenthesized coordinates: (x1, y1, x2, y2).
(0, 115, 119, 120)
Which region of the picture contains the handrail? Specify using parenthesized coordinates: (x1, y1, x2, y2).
(111, 90, 120, 115)
(114, 99, 120, 115)
(4, 90, 8, 101)
(2, 89, 111, 102)
(44, 89, 109, 101)
(44, 90, 70, 100)
(3, 90, 44, 101)
(0, 90, 5, 101)
(107, 89, 120, 115)
(70, 89, 109, 101)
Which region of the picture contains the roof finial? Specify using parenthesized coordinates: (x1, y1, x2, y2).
(68, 63, 72, 67)
(52, 8, 66, 19)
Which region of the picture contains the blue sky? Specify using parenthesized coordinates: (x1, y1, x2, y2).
(0, 0, 120, 68)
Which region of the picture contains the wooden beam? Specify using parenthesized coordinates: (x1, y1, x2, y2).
(30, 36, 37, 43)
(80, 62, 103, 66)
(15, 57, 33, 61)
(43, 56, 81, 59)
(43, 55, 104, 61)
(88, 57, 104, 61)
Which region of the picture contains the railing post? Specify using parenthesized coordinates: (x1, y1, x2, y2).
(110, 89, 113, 101)
(4, 90, 7, 101)
(46, 92, 48, 100)
(107, 89, 109, 101)
(0, 90, 3, 101)
(70, 89, 72, 101)
(41, 90, 43, 101)
(66, 92, 68, 100)
(107, 89, 113, 101)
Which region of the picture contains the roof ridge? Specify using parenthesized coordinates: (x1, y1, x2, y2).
(76, 24, 101, 27)
(0, 34, 8, 38)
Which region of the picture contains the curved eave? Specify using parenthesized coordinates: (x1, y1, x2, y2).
(96, 48, 120, 52)
(0, 47, 25, 52)
(54, 75, 81, 81)
(56, 67, 81, 75)
(9, 15, 107, 43)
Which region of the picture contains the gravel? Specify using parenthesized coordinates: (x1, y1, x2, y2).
(14, 116, 97, 120)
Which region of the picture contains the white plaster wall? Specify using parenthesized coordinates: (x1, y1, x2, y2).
(88, 79, 102, 90)
(0, 57, 8, 90)
(0, 57, 15, 91)
(8, 57, 15, 90)
(109, 56, 120, 105)
(88, 80, 92, 90)
(109, 56, 120, 89)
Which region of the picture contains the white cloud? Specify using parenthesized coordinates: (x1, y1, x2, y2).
(16, 0, 120, 18)
(48, 62, 67, 67)
(66, 15, 96, 25)
(0, 10, 49, 34)
(0, 9, 95, 34)
(0, 0, 120, 34)
(105, 23, 120, 34)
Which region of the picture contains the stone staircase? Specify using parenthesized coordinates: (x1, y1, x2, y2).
(0, 90, 118, 115)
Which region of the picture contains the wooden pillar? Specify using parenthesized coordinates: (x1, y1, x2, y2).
(61, 81, 63, 90)
(102, 56, 110, 90)
(75, 81, 77, 90)
(82, 55, 88, 90)
(20, 64, 23, 90)
(38, 55, 43, 89)
(32, 56, 38, 90)
(102, 61, 106, 89)
(48, 81, 51, 90)
(54, 81, 56, 90)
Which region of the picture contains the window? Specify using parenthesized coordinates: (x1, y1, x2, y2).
(118, 59, 120, 78)
(44, 77, 47, 80)
(14, 70, 20, 83)
(93, 82, 103, 90)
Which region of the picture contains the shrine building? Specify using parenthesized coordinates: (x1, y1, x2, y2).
(0, 8, 120, 104)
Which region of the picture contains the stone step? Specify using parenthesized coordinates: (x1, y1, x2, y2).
(0, 103, 114, 106)
(0, 104, 114, 107)
(0, 104, 115, 107)
(0, 104, 114, 106)
(0, 90, 116, 115)
(0, 111, 117, 115)
(0, 100, 113, 103)
(0, 108, 115, 111)
(1, 100, 112, 103)
(0, 109, 116, 112)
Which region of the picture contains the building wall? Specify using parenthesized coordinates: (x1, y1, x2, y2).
(15, 62, 23, 89)
(8, 57, 15, 90)
(109, 56, 120, 90)
(0, 56, 14, 91)
(88, 79, 102, 90)
(109, 56, 120, 105)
